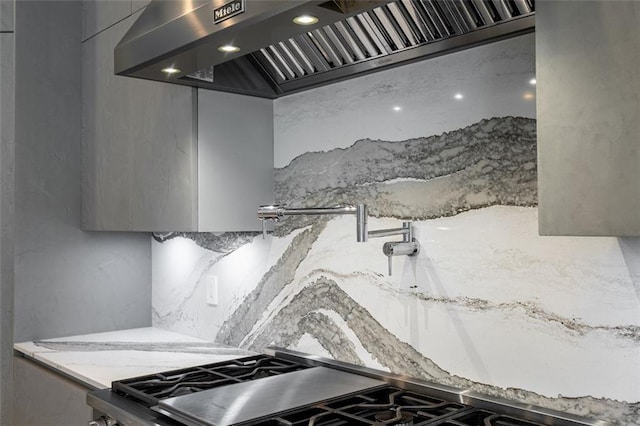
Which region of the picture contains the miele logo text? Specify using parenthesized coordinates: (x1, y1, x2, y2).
(213, 0, 245, 24)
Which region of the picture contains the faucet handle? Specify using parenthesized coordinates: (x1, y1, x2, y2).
(387, 253, 393, 276)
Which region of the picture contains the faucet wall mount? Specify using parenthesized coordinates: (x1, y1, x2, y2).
(379, 222, 420, 276)
(257, 203, 420, 276)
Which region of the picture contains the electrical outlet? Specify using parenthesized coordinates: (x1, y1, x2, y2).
(206, 275, 218, 306)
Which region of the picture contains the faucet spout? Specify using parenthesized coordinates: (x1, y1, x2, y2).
(257, 204, 366, 242)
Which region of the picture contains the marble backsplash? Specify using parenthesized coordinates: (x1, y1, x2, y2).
(152, 34, 640, 424)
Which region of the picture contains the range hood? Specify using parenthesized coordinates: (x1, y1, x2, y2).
(115, 0, 534, 99)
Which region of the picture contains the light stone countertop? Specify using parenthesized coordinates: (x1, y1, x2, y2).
(14, 327, 256, 389)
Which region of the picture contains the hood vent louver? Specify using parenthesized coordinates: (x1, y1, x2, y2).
(116, 0, 534, 98)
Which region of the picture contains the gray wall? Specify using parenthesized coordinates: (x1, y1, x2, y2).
(13, 1, 151, 341)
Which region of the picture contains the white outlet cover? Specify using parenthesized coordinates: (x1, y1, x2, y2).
(206, 275, 218, 306)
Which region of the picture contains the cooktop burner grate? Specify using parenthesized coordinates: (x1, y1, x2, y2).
(430, 409, 546, 425)
(260, 387, 472, 425)
(112, 354, 310, 407)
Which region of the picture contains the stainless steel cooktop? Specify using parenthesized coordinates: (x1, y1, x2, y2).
(88, 349, 607, 426)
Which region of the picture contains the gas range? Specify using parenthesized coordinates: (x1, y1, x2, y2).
(87, 348, 605, 426)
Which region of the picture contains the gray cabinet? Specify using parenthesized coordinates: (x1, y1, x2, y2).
(82, 11, 197, 232)
(536, 0, 640, 236)
(13, 356, 94, 426)
(0, 0, 13, 31)
(0, 30, 13, 426)
(82, 9, 274, 232)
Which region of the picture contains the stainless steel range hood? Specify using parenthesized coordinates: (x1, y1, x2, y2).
(115, 0, 535, 98)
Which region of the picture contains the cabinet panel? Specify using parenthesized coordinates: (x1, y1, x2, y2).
(13, 356, 93, 426)
(0, 0, 13, 32)
(0, 32, 14, 426)
(198, 90, 274, 231)
(82, 11, 197, 231)
(536, 0, 640, 235)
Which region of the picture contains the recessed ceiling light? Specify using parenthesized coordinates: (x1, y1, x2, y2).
(393, 105, 402, 112)
(529, 78, 537, 85)
(218, 44, 240, 53)
(454, 93, 464, 100)
(523, 92, 535, 100)
(293, 15, 318, 25)
(161, 66, 181, 75)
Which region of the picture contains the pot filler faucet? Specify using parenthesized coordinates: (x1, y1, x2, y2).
(257, 204, 419, 276)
